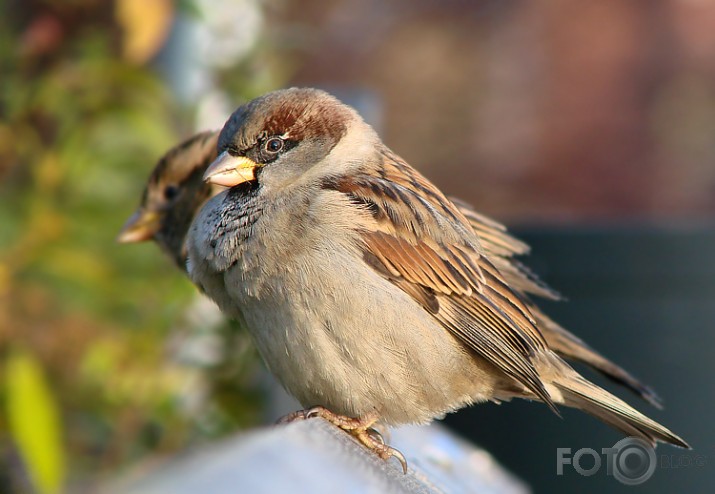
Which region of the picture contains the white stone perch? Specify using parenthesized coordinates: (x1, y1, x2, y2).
(105, 419, 529, 494)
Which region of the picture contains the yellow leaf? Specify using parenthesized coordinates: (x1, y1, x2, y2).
(0, 262, 9, 296)
(116, 0, 174, 64)
(6, 350, 66, 494)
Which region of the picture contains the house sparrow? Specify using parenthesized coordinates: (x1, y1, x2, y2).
(120, 129, 661, 411)
(185, 88, 687, 468)
(117, 130, 221, 268)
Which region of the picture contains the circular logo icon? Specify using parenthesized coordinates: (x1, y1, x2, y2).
(610, 437, 657, 485)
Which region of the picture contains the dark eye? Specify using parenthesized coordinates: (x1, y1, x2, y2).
(264, 137, 284, 154)
(164, 185, 179, 200)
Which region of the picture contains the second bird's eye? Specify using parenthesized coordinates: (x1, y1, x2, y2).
(264, 137, 284, 154)
(164, 185, 179, 200)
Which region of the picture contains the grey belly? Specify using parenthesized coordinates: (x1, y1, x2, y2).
(227, 247, 502, 425)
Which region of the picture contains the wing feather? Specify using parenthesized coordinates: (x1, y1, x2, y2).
(322, 147, 557, 410)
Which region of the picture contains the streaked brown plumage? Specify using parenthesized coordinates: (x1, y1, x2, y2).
(184, 88, 686, 463)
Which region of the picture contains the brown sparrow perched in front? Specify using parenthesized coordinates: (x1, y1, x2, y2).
(183, 88, 686, 470)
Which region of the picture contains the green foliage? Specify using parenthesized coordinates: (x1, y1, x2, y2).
(0, 2, 270, 492)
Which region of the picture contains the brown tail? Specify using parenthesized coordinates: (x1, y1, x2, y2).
(538, 312, 662, 408)
(553, 374, 689, 448)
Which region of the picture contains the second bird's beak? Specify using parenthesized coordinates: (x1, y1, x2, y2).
(203, 152, 259, 187)
(117, 209, 160, 243)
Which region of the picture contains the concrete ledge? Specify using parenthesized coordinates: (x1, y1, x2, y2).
(105, 419, 528, 494)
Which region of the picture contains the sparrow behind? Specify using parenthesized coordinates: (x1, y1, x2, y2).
(185, 88, 687, 457)
(117, 130, 221, 268)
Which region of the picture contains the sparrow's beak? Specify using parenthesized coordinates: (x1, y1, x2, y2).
(116, 209, 160, 243)
(203, 151, 259, 187)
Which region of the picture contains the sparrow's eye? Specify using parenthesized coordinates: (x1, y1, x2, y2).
(164, 185, 179, 200)
(264, 137, 284, 154)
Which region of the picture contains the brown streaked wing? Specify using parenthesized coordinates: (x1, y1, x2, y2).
(448, 196, 561, 300)
(448, 196, 529, 257)
(323, 147, 557, 411)
(449, 198, 661, 406)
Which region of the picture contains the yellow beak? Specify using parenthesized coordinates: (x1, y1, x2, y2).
(116, 209, 160, 243)
(203, 151, 259, 187)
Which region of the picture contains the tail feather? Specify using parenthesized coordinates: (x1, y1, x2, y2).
(554, 375, 689, 448)
(539, 313, 663, 408)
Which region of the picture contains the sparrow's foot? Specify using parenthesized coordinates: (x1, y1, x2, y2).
(352, 424, 408, 474)
(282, 406, 407, 473)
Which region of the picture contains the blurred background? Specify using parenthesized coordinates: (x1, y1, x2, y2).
(1, 0, 713, 492)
